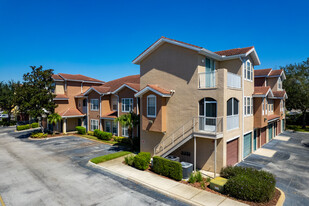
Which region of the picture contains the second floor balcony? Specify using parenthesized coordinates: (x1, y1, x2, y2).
(198, 70, 241, 89)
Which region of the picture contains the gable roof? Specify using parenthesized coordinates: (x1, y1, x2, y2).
(56, 73, 105, 84)
(58, 107, 85, 118)
(273, 91, 288, 99)
(52, 74, 64, 81)
(132, 36, 260, 65)
(253, 86, 273, 97)
(83, 75, 140, 96)
(53, 94, 69, 100)
(254, 68, 272, 77)
(135, 84, 172, 97)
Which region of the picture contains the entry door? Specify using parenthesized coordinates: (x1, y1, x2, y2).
(199, 98, 217, 132)
(253, 130, 257, 151)
(227, 138, 239, 166)
(274, 122, 277, 136)
(268, 124, 273, 140)
(243, 132, 252, 158)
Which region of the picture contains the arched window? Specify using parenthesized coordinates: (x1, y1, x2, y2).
(227, 98, 239, 130)
(147, 95, 156, 118)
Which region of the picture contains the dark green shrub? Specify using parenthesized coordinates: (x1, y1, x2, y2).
(114, 136, 129, 143)
(152, 156, 183, 181)
(93, 129, 112, 140)
(188, 171, 203, 183)
(31, 122, 39, 128)
(31, 132, 47, 138)
(124, 154, 135, 166)
(138, 152, 151, 163)
(17, 124, 30, 131)
(222, 166, 276, 202)
(76, 126, 86, 134)
(133, 153, 150, 170)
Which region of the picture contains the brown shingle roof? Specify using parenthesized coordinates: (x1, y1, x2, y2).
(254, 68, 272, 77)
(58, 108, 85, 117)
(54, 94, 68, 99)
(253, 86, 271, 95)
(52, 74, 64, 80)
(101, 111, 117, 119)
(125, 83, 140, 91)
(267, 114, 280, 121)
(91, 86, 111, 94)
(214, 46, 254, 56)
(273, 91, 286, 98)
(147, 84, 171, 95)
(58, 73, 104, 83)
(269, 69, 283, 77)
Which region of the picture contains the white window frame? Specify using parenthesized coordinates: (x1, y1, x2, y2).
(90, 119, 99, 131)
(262, 98, 265, 115)
(147, 95, 157, 118)
(244, 60, 253, 81)
(122, 126, 129, 137)
(265, 99, 268, 115)
(268, 99, 274, 113)
(122, 98, 133, 112)
(244, 96, 253, 116)
(112, 97, 118, 111)
(278, 76, 282, 90)
(244, 97, 247, 115)
(90, 99, 99, 111)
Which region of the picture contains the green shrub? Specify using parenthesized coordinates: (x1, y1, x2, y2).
(31, 122, 39, 128)
(93, 129, 112, 140)
(124, 154, 135, 166)
(17, 124, 30, 131)
(152, 156, 183, 181)
(114, 136, 129, 143)
(188, 171, 203, 183)
(31, 132, 47, 138)
(133, 152, 150, 170)
(87, 131, 94, 136)
(76, 126, 86, 134)
(222, 166, 276, 202)
(90, 151, 131, 164)
(188, 172, 197, 183)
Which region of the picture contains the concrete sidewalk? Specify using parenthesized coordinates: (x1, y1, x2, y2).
(88, 157, 247, 206)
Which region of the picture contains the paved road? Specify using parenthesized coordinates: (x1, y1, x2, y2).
(238, 131, 309, 206)
(0, 127, 187, 206)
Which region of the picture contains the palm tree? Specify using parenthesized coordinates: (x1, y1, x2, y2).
(114, 111, 139, 138)
(48, 113, 62, 135)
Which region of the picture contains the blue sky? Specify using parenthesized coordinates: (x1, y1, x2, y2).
(0, 0, 308, 82)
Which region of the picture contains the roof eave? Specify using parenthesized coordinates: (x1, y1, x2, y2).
(134, 86, 172, 98)
(112, 84, 138, 94)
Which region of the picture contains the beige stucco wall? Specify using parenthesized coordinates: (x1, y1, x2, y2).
(267, 77, 279, 91)
(55, 82, 65, 94)
(139, 42, 254, 170)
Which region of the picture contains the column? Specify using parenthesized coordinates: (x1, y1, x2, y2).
(194, 136, 196, 172)
(63, 118, 67, 134)
(214, 139, 217, 178)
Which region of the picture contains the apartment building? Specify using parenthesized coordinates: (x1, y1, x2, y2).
(253, 68, 287, 149)
(133, 37, 286, 173)
(52, 73, 105, 133)
(80, 75, 140, 137)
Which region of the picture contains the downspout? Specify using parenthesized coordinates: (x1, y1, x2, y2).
(114, 94, 120, 136)
(136, 97, 139, 137)
(100, 95, 103, 130)
(240, 57, 245, 161)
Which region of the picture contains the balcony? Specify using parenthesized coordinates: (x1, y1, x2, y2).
(227, 72, 241, 89)
(198, 71, 216, 89)
(195, 116, 223, 134)
(227, 115, 239, 130)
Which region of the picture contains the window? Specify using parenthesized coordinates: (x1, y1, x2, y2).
(112, 122, 117, 135)
(278, 77, 282, 89)
(122, 126, 129, 137)
(244, 60, 253, 81)
(105, 121, 111, 133)
(244, 97, 253, 116)
(199, 58, 215, 88)
(122, 98, 133, 112)
(90, 119, 99, 131)
(262, 98, 265, 115)
(51, 82, 56, 93)
(83, 99, 87, 107)
(268, 99, 274, 113)
(227, 98, 239, 116)
(90, 99, 99, 111)
(112, 96, 118, 111)
(265, 99, 268, 114)
(147, 95, 156, 117)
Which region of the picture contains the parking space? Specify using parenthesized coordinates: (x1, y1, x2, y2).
(238, 131, 309, 206)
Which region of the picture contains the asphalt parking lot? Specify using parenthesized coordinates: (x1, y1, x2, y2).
(238, 131, 309, 206)
(0, 127, 187, 206)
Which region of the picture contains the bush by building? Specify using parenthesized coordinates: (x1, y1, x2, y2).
(93, 129, 112, 140)
(17, 124, 30, 131)
(133, 152, 151, 170)
(76, 126, 86, 135)
(152, 156, 183, 181)
(31, 122, 39, 128)
(30, 132, 47, 138)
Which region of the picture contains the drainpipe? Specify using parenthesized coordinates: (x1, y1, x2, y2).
(240, 57, 245, 161)
(100, 95, 103, 130)
(114, 94, 120, 136)
(194, 136, 196, 172)
(214, 139, 217, 177)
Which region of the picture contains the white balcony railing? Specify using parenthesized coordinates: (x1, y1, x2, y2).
(197, 116, 223, 133)
(227, 72, 241, 89)
(199, 71, 216, 88)
(227, 115, 239, 130)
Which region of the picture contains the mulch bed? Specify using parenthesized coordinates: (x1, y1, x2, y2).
(181, 179, 281, 206)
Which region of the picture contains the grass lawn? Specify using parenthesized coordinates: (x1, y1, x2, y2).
(81, 134, 118, 144)
(287, 125, 309, 132)
(90, 151, 132, 164)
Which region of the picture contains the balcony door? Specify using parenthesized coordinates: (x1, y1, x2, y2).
(199, 98, 217, 132)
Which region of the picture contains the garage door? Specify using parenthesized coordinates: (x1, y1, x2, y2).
(227, 138, 238, 166)
(243, 132, 252, 158)
(261, 127, 266, 145)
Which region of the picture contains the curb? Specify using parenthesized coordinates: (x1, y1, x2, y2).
(276, 187, 285, 206)
(28, 135, 67, 141)
(87, 160, 216, 206)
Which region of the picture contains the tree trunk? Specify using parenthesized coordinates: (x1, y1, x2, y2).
(7, 112, 11, 125)
(302, 110, 307, 129)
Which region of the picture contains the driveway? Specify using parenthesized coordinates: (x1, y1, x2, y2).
(237, 131, 309, 206)
(0, 127, 187, 206)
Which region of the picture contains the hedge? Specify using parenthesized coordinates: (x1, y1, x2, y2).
(114, 136, 130, 144)
(76, 126, 86, 135)
(221, 166, 276, 202)
(133, 152, 151, 170)
(31, 132, 47, 138)
(31, 122, 39, 128)
(17, 124, 30, 131)
(152, 156, 183, 181)
(94, 129, 113, 140)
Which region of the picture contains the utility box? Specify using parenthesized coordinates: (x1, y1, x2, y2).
(165, 155, 180, 162)
(181, 162, 193, 179)
(210, 177, 228, 193)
